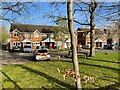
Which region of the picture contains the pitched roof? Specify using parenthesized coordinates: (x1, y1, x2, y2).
(77, 28, 89, 32)
(95, 29, 104, 35)
(77, 28, 104, 35)
(10, 23, 55, 33)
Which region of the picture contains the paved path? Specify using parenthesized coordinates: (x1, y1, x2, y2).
(1, 50, 71, 65)
(1, 49, 118, 65)
(1, 50, 33, 65)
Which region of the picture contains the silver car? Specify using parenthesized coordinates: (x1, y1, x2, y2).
(23, 46, 32, 52)
(33, 49, 50, 61)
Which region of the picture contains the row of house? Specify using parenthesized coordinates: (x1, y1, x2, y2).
(9, 23, 119, 51)
(9, 23, 71, 51)
(77, 27, 119, 49)
(76, 28, 105, 49)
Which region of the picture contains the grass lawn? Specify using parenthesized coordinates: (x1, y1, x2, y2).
(1, 52, 120, 89)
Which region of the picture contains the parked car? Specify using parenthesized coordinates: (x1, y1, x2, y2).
(22, 46, 32, 52)
(33, 49, 50, 61)
(103, 44, 114, 49)
(114, 44, 120, 50)
(10, 46, 21, 52)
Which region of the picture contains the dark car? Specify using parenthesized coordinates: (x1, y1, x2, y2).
(33, 49, 50, 61)
(104, 44, 114, 49)
(22, 46, 32, 52)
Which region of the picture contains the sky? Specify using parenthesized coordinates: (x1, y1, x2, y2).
(2, 2, 68, 30)
(1, 2, 118, 31)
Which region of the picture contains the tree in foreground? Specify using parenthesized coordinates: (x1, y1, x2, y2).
(67, 0, 82, 89)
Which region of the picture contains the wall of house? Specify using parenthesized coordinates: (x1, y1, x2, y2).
(10, 30, 24, 49)
(10, 28, 71, 51)
(10, 30, 43, 51)
(30, 31, 43, 50)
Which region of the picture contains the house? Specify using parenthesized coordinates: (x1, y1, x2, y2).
(76, 28, 107, 49)
(103, 27, 119, 49)
(9, 23, 70, 51)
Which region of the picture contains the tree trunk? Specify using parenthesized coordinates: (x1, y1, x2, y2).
(67, 0, 82, 90)
(89, 0, 96, 57)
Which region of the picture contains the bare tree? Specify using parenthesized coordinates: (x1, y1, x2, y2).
(89, 0, 97, 57)
(73, 1, 119, 56)
(1, 2, 40, 23)
(73, 0, 97, 57)
(67, 0, 82, 89)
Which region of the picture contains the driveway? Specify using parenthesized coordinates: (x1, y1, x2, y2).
(1, 50, 71, 65)
(2, 49, 117, 65)
(1, 50, 33, 65)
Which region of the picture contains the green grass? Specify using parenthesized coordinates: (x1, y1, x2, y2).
(1, 52, 120, 89)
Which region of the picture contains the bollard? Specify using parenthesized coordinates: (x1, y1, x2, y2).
(58, 56, 60, 60)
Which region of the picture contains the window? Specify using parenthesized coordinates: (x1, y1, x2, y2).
(17, 42, 21, 46)
(14, 33, 19, 37)
(43, 34, 47, 39)
(43, 34, 47, 37)
(50, 34, 54, 38)
(34, 33, 39, 38)
(34, 42, 40, 46)
(13, 42, 21, 46)
(13, 42, 16, 46)
(87, 42, 90, 44)
(65, 35, 68, 38)
(38, 50, 48, 53)
(24, 46, 31, 48)
(26, 42, 31, 44)
(25, 33, 30, 38)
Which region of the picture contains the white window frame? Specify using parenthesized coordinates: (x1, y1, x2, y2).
(34, 30, 39, 38)
(14, 33, 19, 37)
(65, 35, 68, 38)
(25, 33, 30, 38)
(34, 42, 40, 46)
(17, 42, 21, 46)
(50, 34, 54, 38)
(13, 42, 21, 47)
(34, 33, 39, 38)
(43, 34, 47, 37)
(13, 42, 16, 46)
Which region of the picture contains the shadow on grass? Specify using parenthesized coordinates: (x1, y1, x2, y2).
(1, 70, 22, 90)
(17, 65, 75, 89)
(59, 60, 120, 72)
(92, 82, 120, 90)
(87, 58, 120, 64)
(79, 62, 120, 72)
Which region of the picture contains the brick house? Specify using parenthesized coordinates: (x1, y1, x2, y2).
(76, 28, 107, 49)
(9, 23, 70, 51)
(103, 27, 119, 49)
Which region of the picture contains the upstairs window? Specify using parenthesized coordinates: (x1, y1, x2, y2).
(50, 34, 54, 38)
(14, 33, 19, 37)
(25, 33, 30, 38)
(65, 35, 68, 38)
(34, 33, 39, 38)
(43, 34, 47, 37)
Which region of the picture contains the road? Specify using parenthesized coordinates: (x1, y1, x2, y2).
(1, 49, 119, 65)
(1, 50, 69, 65)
